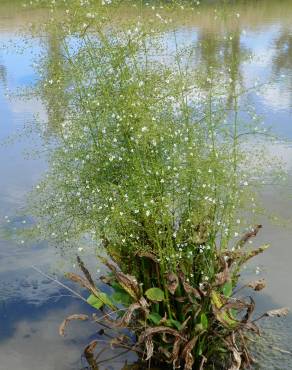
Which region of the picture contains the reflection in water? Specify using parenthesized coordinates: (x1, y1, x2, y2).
(1, 1, 292, 370)
(0, 64, 7, 88)
(272, 28, 292, 109)
(43, 31, 67, 133)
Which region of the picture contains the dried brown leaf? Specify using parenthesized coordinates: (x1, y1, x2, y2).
(172, 337, 183, 368)
(199, 356, 207, 370)
(145, 337, 154, 361)
(238, 224, 262, 247)
(84, 339, 98, 355)
(265, 307, 289, 317)
(214, 260, 230, 286)
(182, 336, 198, 370)
(66, 272, 101, 297)
(242, 297, 255, 323)
(59, 314, 89, 337)
(228, 347, 241, 370)
(166, 272, 179, 295)
(179, 272, 202, 299)
(84, 340, 99, 370)
(77, 255, 95, 287)
(136, 251, 158, 263)
(139, 327, 186, 344)
(248, 279, 266, 291)
(243, 244, 270, 262)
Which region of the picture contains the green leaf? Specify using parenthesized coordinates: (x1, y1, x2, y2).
(111, 291, 132, 306)
(200, 313, 208, 330)
(210, 291, 238, 329)
(145, 287, 165, 302)
(87, 292, 115, 310)
(222, 281, 233, 297)
(148, 312, 162, 325)
(164, 319, 182, 330)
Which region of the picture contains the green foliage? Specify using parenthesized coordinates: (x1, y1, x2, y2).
(222, 281, 233, 297)
(145, 288, 165, 302)
(87, 292, 114, 309)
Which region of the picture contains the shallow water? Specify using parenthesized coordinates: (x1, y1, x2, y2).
(1, 1, 292, 369)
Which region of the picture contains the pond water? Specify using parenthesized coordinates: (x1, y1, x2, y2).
(1, 1, 292, 369)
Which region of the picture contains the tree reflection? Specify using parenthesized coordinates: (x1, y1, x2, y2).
(272, 27, 292, 108)
(41, 30, 67, 133)
(0, 63, 7, 89)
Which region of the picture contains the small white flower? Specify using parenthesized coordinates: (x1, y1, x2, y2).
(146, 210, 151, 217)
(78, 247, 84, 252)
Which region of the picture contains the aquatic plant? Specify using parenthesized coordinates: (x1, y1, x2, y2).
(26, 0, 288, 369)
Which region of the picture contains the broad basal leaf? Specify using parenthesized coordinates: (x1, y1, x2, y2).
(145, 287, 165, 302)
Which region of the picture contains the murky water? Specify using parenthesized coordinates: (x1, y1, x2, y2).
(1, 1, 292, 369)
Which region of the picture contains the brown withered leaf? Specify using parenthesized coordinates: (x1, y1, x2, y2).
(119, 302, 147, 327)
(100, 257, 140, 299)
(264, 307, 289, 318)
(84, 340, 99, 370)
(238, 224, 262, 246)
(175, 296, 187, 303)
(242, 297, 255, 323)
(138, 327, 186, 345)
(172, 337, 183, 368)
(66, 272, 101, 298)
(145, 337, 154, 361)
(77, 255, 95, 287)
(228, 347, 241, 370)
(84, 339, 98, 356)
(214, 260, 230, 286)
(179, 272, 202, 300)
(199, 356, 207, 370)
(182, 336, 198, 370)
(180, 316, 191, 331)
(248, 279, 266, 291)
(166, 272, 179, 295)
(59, 314, 89, 337)
(243, 244, 270, 263)
(116, 272, 140, 299)
(136, 251, 158, 263)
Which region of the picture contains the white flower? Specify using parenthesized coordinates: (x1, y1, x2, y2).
(141, 126, 148, 132)
(78, 247, 84, 252)
(146, 210, 151, 217)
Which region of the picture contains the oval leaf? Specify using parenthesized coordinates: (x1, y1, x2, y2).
(223, 281, 233, 297)
(87, 292, 114, 310)
(148, 312, 162, 325)
(145, 287, 165, 302)
(200, 313, 208, 330)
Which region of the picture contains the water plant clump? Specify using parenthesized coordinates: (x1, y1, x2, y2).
(27, 1, 288, 369)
